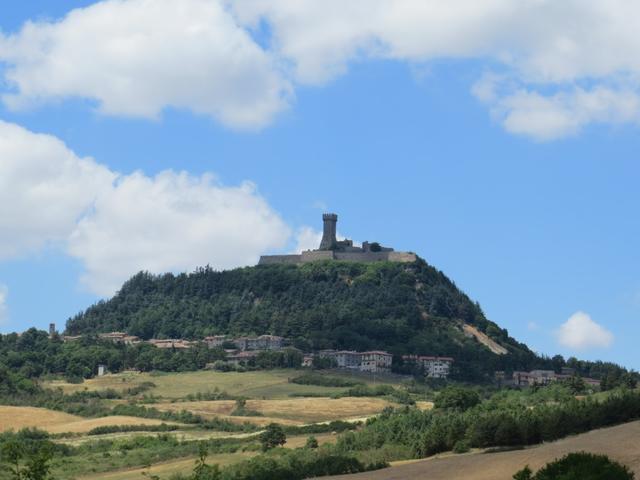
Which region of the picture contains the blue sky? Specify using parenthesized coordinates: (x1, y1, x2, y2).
(0, 1, 638, 370)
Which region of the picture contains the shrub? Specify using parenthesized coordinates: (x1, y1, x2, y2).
(514, 452, 634, 480)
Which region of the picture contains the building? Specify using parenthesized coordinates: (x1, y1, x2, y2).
(226, 350, 260, 366)
(402, 355, 454, 379)
(259, 213, 417, 265)
(302, 354, 314, 368)
(204, 335, 227, 348)
(334, 351, 363, 369)
(234, 335, 284, 351)
(318, 349, 393, 373)
(511, 370, 601, 388)
(97, 364, 107, 376)
(148, 339, 194, 349)
(49, 323, 56, 338)
(98, 332, 141, 345)
(360, 351, 393, 373)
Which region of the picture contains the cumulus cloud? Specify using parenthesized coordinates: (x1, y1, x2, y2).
(4, 0, 640, 137)
(0, 120, 115, 258)
(557, 311, 614, 350)
(293, 227, 322, 253)
(68, 172, 290, 295)
(0, 0, 290, 128)
(0, 121, 291, 296)
(0, 285, 8, 325)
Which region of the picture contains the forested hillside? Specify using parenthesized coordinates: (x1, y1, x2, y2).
(66, 258, 542, 379)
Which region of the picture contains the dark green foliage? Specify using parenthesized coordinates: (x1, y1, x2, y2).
(290, 373, 362, 387)
(334, 390, 640, 458)
(259, 424, 286, 452)
(64, 260, 534, 381)
(305, 436, 319, 449)
(0, 430, 58, 480)
(434, 386, 481, 411)
(217, 449, 373, 480)
(515, 452, 634, 480)
(87, 423, 179, 435)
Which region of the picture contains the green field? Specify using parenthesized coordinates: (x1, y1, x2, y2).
(45, 369, 400, 399)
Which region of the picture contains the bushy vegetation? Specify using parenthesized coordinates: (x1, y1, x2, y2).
(290, 373, 362, 388)
(513, 452, 635, 480)
(334, 388, 640, 458)
(64, 260, 541, 381)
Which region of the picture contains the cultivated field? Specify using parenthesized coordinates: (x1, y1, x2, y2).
(0, 406, 81, 432)
(0, 406, 183, 434)
(45, 369, 396, 399)
(153, 397, 392, 425)
(325, 420, 640, 480)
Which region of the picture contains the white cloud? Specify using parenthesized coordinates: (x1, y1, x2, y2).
(0, 285, 8, 325)
(473, 76, 640, 140)
(527, 321, 539, 332)
(4, 1, 640, 138)
(557, 311, 614, 350)
(0, 120, 115, 258)
(233, 0, 640, 139)
(293, 227, 322, 253)
(68, 172, 290, 295)
(0, 121, 291, 296)
(0, 0, 290, 128)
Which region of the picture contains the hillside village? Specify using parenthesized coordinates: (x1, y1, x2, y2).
(60, 328, 455, 378)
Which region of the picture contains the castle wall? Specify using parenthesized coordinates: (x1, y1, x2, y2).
(258, 254, 302, 265)
(334, 251, 393, 262)
(259, 251, 416, 265)
(301, 250, 335, 262)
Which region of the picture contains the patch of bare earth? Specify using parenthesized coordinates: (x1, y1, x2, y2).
(462, 323, 508, 355)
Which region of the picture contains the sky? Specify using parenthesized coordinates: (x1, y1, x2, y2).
(0, 0, 638, 370)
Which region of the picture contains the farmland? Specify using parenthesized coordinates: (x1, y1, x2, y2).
(44, 369, 399, 399)
(326, 420, 640, 480)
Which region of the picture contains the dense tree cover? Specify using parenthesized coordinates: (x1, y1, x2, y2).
(65, 260, 540, 380)
(333, 388, 640, 458)
(514, 452, 635, 480)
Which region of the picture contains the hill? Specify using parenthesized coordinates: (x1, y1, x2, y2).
(324, 420, 640, 480)
(66, 258, 540, 380)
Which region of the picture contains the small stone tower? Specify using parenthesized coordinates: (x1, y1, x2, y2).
(49, 323, 56, 338)
(319, 213, 338, 250)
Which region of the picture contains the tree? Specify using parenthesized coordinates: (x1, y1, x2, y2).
(259, 423, 286, 451)
(191, 444, 221, 480)
(513, 466, 533, 480)
(515, 452, 634, 480)
(434, 386, 480, 411)
(305, 436, 319, 449)
(0, 439, 54, 480)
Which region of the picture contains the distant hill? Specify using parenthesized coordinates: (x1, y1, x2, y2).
(66, 257, 541, 380)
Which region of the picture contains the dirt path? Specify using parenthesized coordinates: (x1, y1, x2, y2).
(324, 421, 640, 480)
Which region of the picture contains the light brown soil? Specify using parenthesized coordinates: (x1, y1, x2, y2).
(324, 420, 640, 480)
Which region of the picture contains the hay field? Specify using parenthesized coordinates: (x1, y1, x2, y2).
(45, 369, 402, 399)
(153, 397, 391, 425)
(0, 406, 82, 432)
(46, 415, 180, 434)
(45, 370, 354, 399)
(325, 420, 640, 480)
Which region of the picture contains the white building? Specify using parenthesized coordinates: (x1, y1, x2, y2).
(360, 351, 393, 373)
(403, 355, 454, 379)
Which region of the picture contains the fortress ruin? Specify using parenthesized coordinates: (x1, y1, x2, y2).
(259, 213, 416, 265)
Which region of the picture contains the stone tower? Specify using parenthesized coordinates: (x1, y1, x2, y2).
(319, 213, 338, 250)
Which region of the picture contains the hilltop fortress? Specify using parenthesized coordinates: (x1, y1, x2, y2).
(259, 213, 417, 265)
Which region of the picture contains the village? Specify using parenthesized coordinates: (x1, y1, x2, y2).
(57, 325, 455, 379)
